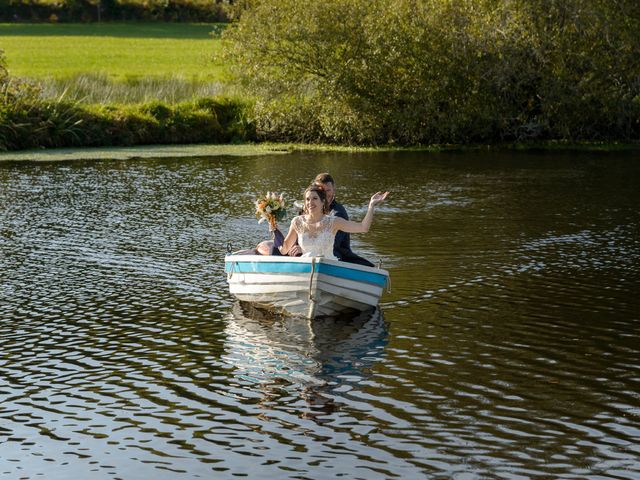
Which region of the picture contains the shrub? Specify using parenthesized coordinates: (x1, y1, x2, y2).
(194, 96, 256, 142)
(222, 0, 640, 145)
(0, 49, 7, 85)
(0, 100, 79, 149)
(0, 95, 255, 151)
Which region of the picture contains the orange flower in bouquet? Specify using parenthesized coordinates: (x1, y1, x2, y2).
(255, 192, 287, 230)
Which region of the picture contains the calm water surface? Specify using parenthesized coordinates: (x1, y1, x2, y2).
(1, 151, 639, 479)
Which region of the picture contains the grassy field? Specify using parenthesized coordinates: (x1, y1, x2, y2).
(0, 22, 226, 81)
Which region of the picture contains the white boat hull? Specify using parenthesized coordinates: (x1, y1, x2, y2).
(224, 255, 389, 318)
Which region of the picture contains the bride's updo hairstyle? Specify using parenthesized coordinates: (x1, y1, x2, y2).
(303, 184, 330, 214)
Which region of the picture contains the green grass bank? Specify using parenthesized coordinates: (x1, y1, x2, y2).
(0, 22, 225, 81)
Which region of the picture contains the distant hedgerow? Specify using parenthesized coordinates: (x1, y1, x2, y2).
(0, 0, 230, 22)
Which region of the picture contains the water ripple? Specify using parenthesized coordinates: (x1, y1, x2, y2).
(2, 153, 640, 479)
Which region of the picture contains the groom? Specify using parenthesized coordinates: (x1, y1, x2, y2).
(261, 172, 376, 264)
(312, 172, 375, 267)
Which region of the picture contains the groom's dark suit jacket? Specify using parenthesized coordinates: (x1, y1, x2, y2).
(330, 200, 374, 267)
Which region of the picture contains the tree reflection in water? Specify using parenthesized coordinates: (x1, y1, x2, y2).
(222, 302, 389, 423)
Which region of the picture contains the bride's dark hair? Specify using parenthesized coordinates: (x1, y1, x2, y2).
(303, 184, 330, 214)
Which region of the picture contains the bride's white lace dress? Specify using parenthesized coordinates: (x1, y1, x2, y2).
(291, 214, 337, 260)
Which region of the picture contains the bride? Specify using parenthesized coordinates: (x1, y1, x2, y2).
(279, 184, 389, 259)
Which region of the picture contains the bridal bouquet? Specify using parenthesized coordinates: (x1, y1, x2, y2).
(255, 192, 287, 230)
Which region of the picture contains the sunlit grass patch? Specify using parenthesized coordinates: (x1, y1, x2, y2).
(0, 22, 226, 81)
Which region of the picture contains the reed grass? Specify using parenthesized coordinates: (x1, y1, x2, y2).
(36, 73, 225, 104)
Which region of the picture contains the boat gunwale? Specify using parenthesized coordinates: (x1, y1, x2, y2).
(225, 254, 389, 287)
(224, 254, 388, 274)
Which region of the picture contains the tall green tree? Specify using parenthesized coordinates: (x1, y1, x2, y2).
(222, 0, 640, 144)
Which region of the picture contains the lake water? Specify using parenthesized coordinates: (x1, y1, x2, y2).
(1, 150, 639, 479)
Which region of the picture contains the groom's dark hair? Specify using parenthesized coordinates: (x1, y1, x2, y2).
(314, 172, 335, 185)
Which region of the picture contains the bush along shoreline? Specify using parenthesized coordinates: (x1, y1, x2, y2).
(1, 80, 255, 151)
(0, 97, 256, 151)
(222, 0, 640, 146)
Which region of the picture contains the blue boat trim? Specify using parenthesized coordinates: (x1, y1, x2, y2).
(316, 263, 386, 286)
(226, 261, 312, 274)
(225, 260, 387, 286)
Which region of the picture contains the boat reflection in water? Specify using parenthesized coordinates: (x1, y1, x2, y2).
(222, 302, 389, 421)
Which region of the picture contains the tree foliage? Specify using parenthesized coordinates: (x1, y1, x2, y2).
(0, 0, 229, 22)
(0, 49, 9, 88)
(222, 0, 640, 144)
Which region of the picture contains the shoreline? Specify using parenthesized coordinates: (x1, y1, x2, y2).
(1, 141, 639, 162)
(0, 144, 293, 162)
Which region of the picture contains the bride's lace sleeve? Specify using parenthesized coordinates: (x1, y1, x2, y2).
(327, 215, 337, 232)
(292, 216, 304, 235)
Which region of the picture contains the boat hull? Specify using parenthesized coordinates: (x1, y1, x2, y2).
(224, 255, 389, 318)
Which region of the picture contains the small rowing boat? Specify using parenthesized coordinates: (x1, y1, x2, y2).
(224, 254, 389, 318)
